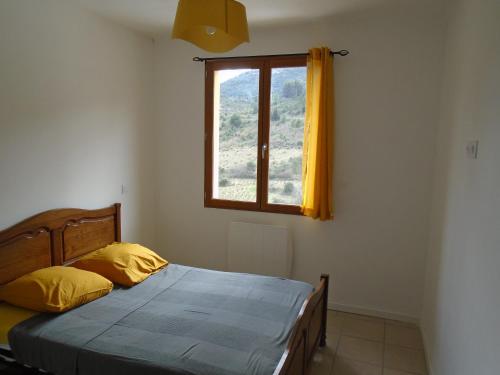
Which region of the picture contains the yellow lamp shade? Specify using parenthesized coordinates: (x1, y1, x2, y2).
(172, 0, 249, 52)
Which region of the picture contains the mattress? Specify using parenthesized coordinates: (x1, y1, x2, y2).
(0, 303, 37, 349)
(9, 264, 313, 375)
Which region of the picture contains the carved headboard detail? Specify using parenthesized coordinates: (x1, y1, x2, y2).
(0, 203, 121, 284)
(55, 215, 118, 265)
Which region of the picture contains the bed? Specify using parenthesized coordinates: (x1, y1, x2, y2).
(0, 204, 329, 375)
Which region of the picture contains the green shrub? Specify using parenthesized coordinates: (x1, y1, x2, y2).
(292, 119, 303, 128)
(228, 164, 255, 179)
(246, 161, 256, 172)
(229, 114, 242, 128)
(283, 182, 295, 195)
(271, 108, 280, 121)
(289, 157, 302, 175)
(219, 178, 231, 187)
(282, 80, 304, 98)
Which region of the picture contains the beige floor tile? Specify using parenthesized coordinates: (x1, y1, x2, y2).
(325, 333, 341, 352)
(309, 361, 334, 375)
(383, 369, 416, 375)
(332, 356, 382, 375)
(384, 345, 427, 375)
(337, 336, 383, 366)
(338, 312, 385, 324)
(385, 324, 423, 349)
(384, 319, 418, 328)
(309, 344, 335, 375)
(327, 310, 344, 335)
(319, 339, 338, 357)
(342, 316, 385, 342)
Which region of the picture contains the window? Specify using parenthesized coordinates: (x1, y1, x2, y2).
(204, 56, 307, 214)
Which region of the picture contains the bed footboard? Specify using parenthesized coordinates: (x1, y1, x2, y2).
(274, 274, 329, 375)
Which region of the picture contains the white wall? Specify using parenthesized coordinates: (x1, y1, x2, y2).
(421, 0, 500, 374)
(153, 1, 445, 320)
(0, 0, 155, 245)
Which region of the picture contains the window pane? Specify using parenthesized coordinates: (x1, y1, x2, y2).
(268, 66, 306, 205)
(213, 68, 259, 202)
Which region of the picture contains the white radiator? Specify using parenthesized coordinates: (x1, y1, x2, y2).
(227, 222, 293, 278)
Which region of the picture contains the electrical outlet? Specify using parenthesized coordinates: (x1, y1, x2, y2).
(466, 140, 479, 159)
(121, 184, 128, 195)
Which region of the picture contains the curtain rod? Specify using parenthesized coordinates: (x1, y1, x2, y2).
(192, 49, 349, 62)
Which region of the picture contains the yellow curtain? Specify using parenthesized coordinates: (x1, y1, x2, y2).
(301, 47, 334, 220)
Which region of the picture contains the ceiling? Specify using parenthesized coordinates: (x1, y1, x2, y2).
(71, 0, 394, 36)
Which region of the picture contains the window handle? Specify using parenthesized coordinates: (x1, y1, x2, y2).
(262, 143, 268, 159)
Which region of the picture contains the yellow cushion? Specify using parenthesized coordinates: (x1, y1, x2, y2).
(0, 303, 37, 345)
(0, 266, 113, 313)
(71, 242, 168, 287)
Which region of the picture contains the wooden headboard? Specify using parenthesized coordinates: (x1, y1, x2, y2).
(0, 203, 121, 284)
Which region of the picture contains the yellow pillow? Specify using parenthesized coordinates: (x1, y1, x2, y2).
(71, 242, 168, 287)
(0, 266, 113, 313)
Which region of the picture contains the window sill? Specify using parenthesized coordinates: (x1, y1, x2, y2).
(204, 199, 303, 216)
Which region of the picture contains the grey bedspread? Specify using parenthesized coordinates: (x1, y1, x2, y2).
(9, 264, 313, 375)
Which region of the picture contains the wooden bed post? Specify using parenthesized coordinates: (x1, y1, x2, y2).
(273, 273, 331, 375)
(319, 274, 329, 347)
(114, 203, 121, 242)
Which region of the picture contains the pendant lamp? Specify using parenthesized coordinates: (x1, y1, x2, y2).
(172, 0, 249, 52)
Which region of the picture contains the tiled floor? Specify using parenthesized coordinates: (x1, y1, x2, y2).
(310, 310, 428, 375)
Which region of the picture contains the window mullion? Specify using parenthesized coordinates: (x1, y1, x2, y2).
(258, 62, 271, 210)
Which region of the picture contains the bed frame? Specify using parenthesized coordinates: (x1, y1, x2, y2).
(0, 204, 329, 375)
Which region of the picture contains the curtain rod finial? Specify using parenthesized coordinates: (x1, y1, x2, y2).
(193, 56, 203, 62)
(338, 50, 349, 56)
